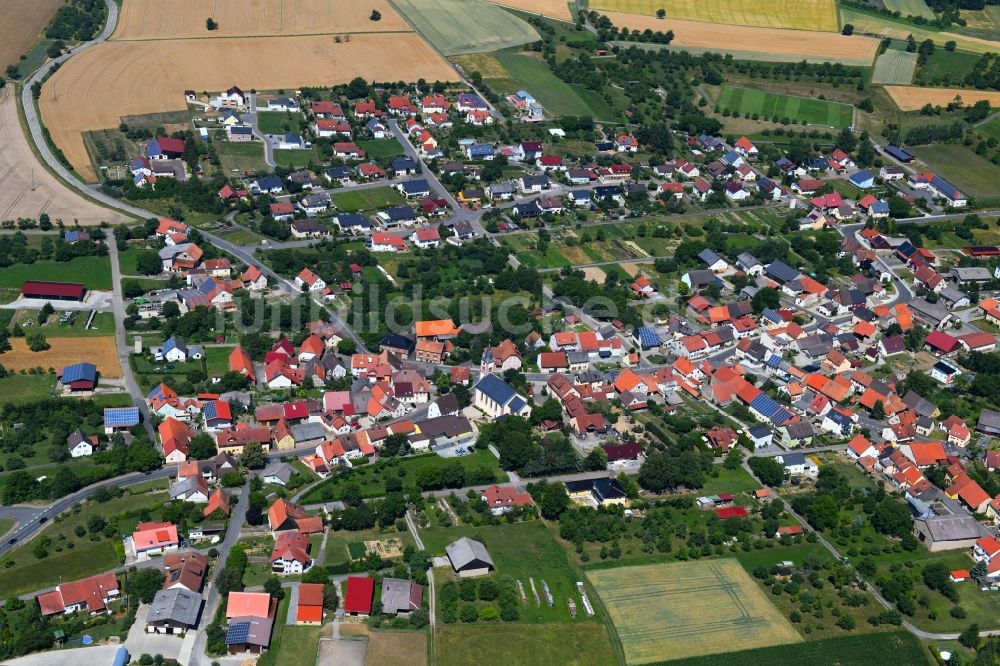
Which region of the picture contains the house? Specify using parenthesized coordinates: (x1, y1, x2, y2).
(367, 232, 407, 252)
(698, 249, 728, 272)
(67, 428, 97, 457)
(226, 593, 275, 654)
(931, 360, 960, 384)
(445, 537, 494, 577)
(104, 407, 140, 434)
(267, 498, 323, 535)
(295, 268, 326, 292)
(36, 572, 120, 616)
(146, 588, 201, 634)
(271, 530, 313, 575)
(163, 551, 209, 592)
(296, 584, 325, 625)
(480, 484, 533, 515)
(240, 265, 267, 291)
(565, 478, 628, 507)
(131, 521, 180, 560)
(344, 576, 375, 615)
(381, 578, 423, 615)
(170, 474, 209, 503)
(776, 453, 818, 477)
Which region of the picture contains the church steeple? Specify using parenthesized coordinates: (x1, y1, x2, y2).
(480, 344, 495, 375)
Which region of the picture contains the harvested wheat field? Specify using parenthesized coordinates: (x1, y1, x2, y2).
(113, 0, 411, 39)
(487, 0, 573, 20)
(600, 11, 879, 65)
(591, 0, 838, 32)
(2, 337, 121, 378)
(582, 266, 608, 283)
(41, 35, 458, 180)
(0, 0, 63, 70)
(885, 85, 1000, 111)
(0, 88, 128, 225)
(366, 631, 427, 666)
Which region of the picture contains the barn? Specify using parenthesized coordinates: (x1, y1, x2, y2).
(59, 362, 98, 391)
(445, 537, 494, 578)
(343, 576, 374, 616)
(21, 280, 86, 301)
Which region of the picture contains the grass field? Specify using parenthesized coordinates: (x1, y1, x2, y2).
(215, 141, 270, 176)
(588, 559, 801, 664)
(393, 0, 539, 55)
(913, 49, 983, 87)
(366, 631, 427, 666)
(358, 138, 404, 160)
(716, 84, 853, 128)
(659, 631, 933, 665)
(273, 148, 319, 168)
(589, 0, 838, 31)
(331, 187, 405, 212)
(911, 143, 1000, 200)
(882, 0, 935, 20)
(257, 111, 306, 135)
(3, 337, 121, 377)
(15, 310, 116, 338)
(976, 116, 1000, 142)
(839, 7, 1000, 55)
(436, 623, 615, 666)
(324, 527, 415, 568)
(0, 256, 112, 290)
(0, 375, 56, 404)
(490, 52, 623, 121)
(260, 623, 320, 666)
(871, 50, 918, 85)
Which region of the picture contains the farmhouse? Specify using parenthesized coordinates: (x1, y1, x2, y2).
(36, 572, 120, 616)
(59, 362, 98, 391)
(381, 578, 423, 615)
(146, 588, 201, 634)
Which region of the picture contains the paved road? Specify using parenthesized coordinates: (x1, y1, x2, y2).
(245, 93, 276, 168)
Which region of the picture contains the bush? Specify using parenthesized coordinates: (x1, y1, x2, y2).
(460, 604, 478, 623)
(459, 578, 477, 601)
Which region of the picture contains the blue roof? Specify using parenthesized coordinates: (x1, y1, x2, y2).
(884, 145, 914, 162)
(327, 166, 351, 177)
(62, 362, 97, 384)
(761, 308, 782, 324)
(65, 231, 84, 242)
(869, 201, 890, 214)
(698, 249, 723, 266)
(104, 407, 140, 427)
(198, 278, 219, 296)
(780, 452, 806, 466)
(145, 139, 160, 157)
(722, 150, 741, 165)
(336, 213, 371, 229)
(380, 333, 413, 351)
(930, 174, 962, 200)
(226, 621, 250, 645)
(508, 397, 527, 414)
(897, 241, 918, 258)
(569, 189, 590, 199)
(474, 374, 518, 406)
(204, 401, 227, 422)
(401, 179, 430, 194)
(256, 175, 282, 191)
(748, 424, 772, 438)
(636, 326, 660, 348)
(849, 170, 874, 187)
(391, 157, 417, 170)
(385, 206, 415, 221)
(147, 383, 170, 401)
(366, 118, 384, 129)
(765, 260, 799, 283)
(749, 394, 792, 426)
(766, 353, 782, 368)
(283, 133, 302, 143)
(163, 336, 186, 354)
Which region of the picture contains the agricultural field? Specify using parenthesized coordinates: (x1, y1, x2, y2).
(0, 374, 57, 404)
(716, 84, 853, 128)
(113, 0, 411, 39)
(2, 337, 121, 378)
(882, 0, 935, 20)
(589, 0, 838, 32)
(0, 256, 112, 289)
(662, 631, 933, 666)
(0, 0, 63, 71)
(588, 559, 801, 663)
(871, 50, 918, 85)
(436, 623, 615, 666)
(488, 0, 573, 20)
(913, 49, 983, 87)
(41, 35, 458, 181)
(331, 187, 405, 212)
(911, 143, 1000, 200)
(490, 52, 623, 121)
(838, 8, 1000, 54)
(599, 12, 879, 65)
(0, 88, 128, 226)
(366, 631, 427, 666)
(956, 6, 1000, 40)
(392, 0, 539, 56)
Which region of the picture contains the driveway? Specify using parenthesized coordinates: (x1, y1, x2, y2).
(3, 645, 121, 665)
(125, 604, 184, 661)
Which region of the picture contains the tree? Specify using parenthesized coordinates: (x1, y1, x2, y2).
(135, 250, 162, 275)
(540, 482, 569, 519)
(871, 399, 885, 420)
(38, 302, 54, 325)
(336, 338, 356, 354)
(583, 446, 608, 471)
(241, 441, 266, 469)
(751, 287, 780, 314)
(959, 623, 980, 649)
(382, 433, 409, 457)
(264, 576, 285, 600)
(189, 433, 217, 459)
(841, 23, 854, 36)
(206, 17, 218, 30)
(871, 500, 911, 538)
(26, 331, 48, 352)
(748, 457, 785, 486)
(129, 568, 165, 604)
(656, 7, 666, 17)
(370, 9, 382, 20)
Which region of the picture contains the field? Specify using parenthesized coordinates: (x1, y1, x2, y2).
(911, 143, 1000, 200)
(331, 187, 405, 212)
(884, 85, 1000, 111)
(0, 374, 57, 404)
(392, 0, 539, 56)
(588, 559, 801, 664)
(0, 256, 112, 289)
(0, 88, 129, 226)
(256, 111, 306, 135)
(358, 139, 404, 159)
(2, 337, 121, 378)
(588, 0, 838, 32)
(490, 52, 623, 120)
(113, 0, 412, 38)
(839, 8, 1000, 54)
(871, 50, 918, 85)
(956, 6, 1000, 40)
(366, 631, 427, 666)
(882, 0, 936, 20)
(976, 116, 1000, 142)
(660, 631, 933, 666)
(716, 85, 853, 128)
(215, 141, 269, 175)
(41, 36, 458, 181)
(913, 49, 983, 87)
(0, 0, 63, 71)
(436, 624, 615, 666)
(259, 623, 320, 666)
(599, 12, 880, 65)
(488, 0, 573, 20)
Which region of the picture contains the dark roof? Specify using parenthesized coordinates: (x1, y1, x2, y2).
(379, 333, 413, 351)
(21, 280, 86, 298)
(765, 260, 800, 283)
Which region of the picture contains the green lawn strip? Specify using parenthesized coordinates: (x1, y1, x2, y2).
(265, 625, 320, 666)
(358, 138, 405, 159)
(256, 595, 291, 666)
(0, 375, 57, 404)
(882, 0, 936, 20)
(652, 631, 934, 666)
(490, 51, 613, 120)
(256, 111, 306, 135)
(914, 49, 982, 87)
(436, 623, 616, 666)
(717, 84, 852, 129)
(331, 187, 405, 213)
(0, 256, 112, 289)
(215, 141, 270, 175)
(34, 312, 116, 337)
(272, 148, 321, 169)
(976, 116, 1000, 143)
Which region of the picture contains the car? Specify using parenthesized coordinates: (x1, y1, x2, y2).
(7, 538, 15, 545)
(38, 517, 47, 524)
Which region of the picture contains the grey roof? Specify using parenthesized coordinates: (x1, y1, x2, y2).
(737, 252, 760, 269)
(148, 588, 201, 627)
(783, 421, 815, 439)
(698, 249, 724, 266)
(431, 393, 460, 416)
(916, 514, 986, 542)
(978, 408, 1000, 433)
(291, 422, 327, 443)
(169, 475, 206, 500)
(908, 298, 949, 324)
(445, 537, 493, 571)
(950, 267, 992, 282)
(380, 578, 422, 613)
(158, 243, 196, 260)
(765, 260, 800, 283)
(902, 390, 937, 418)
(779, 452, 806, 466)
(263, 461, 293, 484)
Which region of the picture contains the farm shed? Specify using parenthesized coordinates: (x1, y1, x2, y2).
(21, 280, 86, 301)
(445, 537, 494, 578)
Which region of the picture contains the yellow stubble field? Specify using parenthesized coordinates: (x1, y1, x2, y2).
(590, 0, 839, 32)
(2, 337, 121, 378)
(885, 85, 1000, 111)
(0, 0, 63, 70)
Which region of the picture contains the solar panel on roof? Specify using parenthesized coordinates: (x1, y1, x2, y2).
(226, 621, 250, 644)
(637, 327, 660, 348)
(766, 354, 782, 368)
(62, 362, 96, 383)
(104, 407, 140, 426)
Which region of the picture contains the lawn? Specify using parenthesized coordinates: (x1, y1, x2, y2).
(911, 143, 1000, 200)
(697, 465, 760, 496)
(976, 116, 1000, 143)
(256, 111, 306, 135)
(658, 631, 933, 666)
(436, 623, 616, 666)
(424, 521, 593, 624)
(0, 518, 14, 538)
(0, 256, 112, 289)
(0, 374, 57, 404)
(392, 0, 539, 55)
(215, 141, 270, 176)
(716, 84, 853, 129)
(357, 138, 404, 160)
(273, 148, 320, 168)
(588, 559, 801, 663)
(331, 187, 405, 213)
(0, 490, 168, 598)
(299, 450, 507, 503)
(257, 596, 321, 666)
(28, 311, 116, 337)
(913, 49, 983, 88)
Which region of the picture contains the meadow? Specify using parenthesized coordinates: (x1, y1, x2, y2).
(716, 84, 853, 128)
(588, 559, 801, 663)
(331, 187, 405, 213)
(436, 623, 616, 666)
(256, 111, 306, 135)
(871, 50, 918, 85)
(882, 0, 936, 20)
(0, 374, 57, 404)
(358, 138, 405, 159)
(588, 0, 838, 32)
(213, 141, 270, 176)
(0, 256, 112, 290)
(913, 49, 983, 88)
(912, 144, 1000, 201)
(392, 0, 539, 56)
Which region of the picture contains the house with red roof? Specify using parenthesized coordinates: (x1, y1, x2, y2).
(344, 576, 375, 615)
(36, 572, 120, 616)
(271, 530, 313, 574)
(131, 522, 179, 560)
(925, 330, 959, 355)
(480, 484, 533, 515)
(296, 583, 325, 624)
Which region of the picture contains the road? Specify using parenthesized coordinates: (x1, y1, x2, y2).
(245, 93, 276, 168)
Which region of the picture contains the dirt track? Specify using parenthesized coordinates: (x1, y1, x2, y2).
(0, 87, 128, 225)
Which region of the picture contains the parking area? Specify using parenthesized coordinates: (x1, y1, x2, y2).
(124, 605, 185, 662)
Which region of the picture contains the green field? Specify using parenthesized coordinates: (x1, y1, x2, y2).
(589, 559, 801, 664)
(490, 51, 624, 121)
(882, 0, 935, 20)
(331, 186, 405, 213)
(256, 111, 306, 135)
(839, 7, 998, 54)
(18, 310, 117, 338)
(716, 84, 853, 128)
(0, 375, 57, 404)
(0, 256, 112, 290)
(913, 49, 983, 87)
(0, 518, 14, 538)
(358, 138, 404, 160)
(912, 143, 1000, 200)
(273, 148, 320, 168)
(871, 50, 918, 85)
(324, 526, 415, 569)
(437, 623, 616, 666)
(589, 0, 839, 31)
(955, 5, 1000, 40)
(393, 0, 539, 55)
(215, 140, 270, 176)
(976, 116, 1000, 142)
(658, 631, 933, 666)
